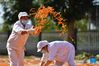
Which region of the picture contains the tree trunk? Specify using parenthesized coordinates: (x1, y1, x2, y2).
(38, 32, 42, 41)
(67, 19, 77, 50)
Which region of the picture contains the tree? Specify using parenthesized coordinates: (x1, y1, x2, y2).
(43, 0, 93, 50)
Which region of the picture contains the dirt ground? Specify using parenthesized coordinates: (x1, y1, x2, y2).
(0, 56, 99, 66)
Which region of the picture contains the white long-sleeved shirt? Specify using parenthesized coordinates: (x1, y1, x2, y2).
(6, 20, 33, 50)
(41, 41, 75, 63)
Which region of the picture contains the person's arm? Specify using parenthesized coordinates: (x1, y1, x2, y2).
(29, 27, 41, 36)
(40, 53, 49, 66)
(28, 26, 36, 35)
(40, 61, 45, 66)
(42, 45, 57, 66)
(13, 23, 28, 35)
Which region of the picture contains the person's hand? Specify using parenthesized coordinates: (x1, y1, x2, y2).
(27, 26, 35, 32)
(27, 28, 35, 32)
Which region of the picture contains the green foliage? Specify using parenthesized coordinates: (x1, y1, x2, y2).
(96, 55, 99, 61)
(76, 19, 88, 31)
(75, 52, 99, 61)
(43, 19, 56, 32)
(75, 52, 93, 60)
(2, 23, 11, 32)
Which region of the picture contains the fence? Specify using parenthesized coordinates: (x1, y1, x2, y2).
(0, 31, 99, 56)
(0, 32, 64, 56)
(77, 31, 99, 54)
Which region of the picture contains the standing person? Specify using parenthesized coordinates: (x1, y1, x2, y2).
(37, 40, 75, 66)
(6, 12, 35, 66)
